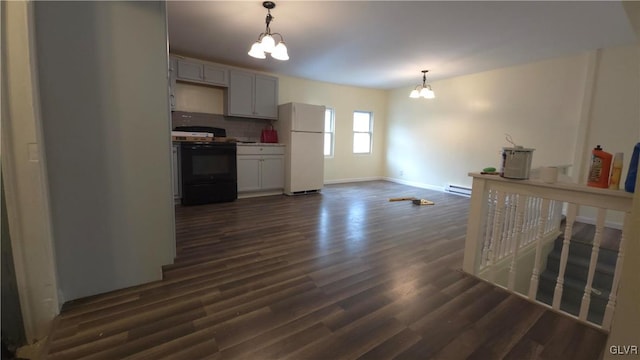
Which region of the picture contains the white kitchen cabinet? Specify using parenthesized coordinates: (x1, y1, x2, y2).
(237, 156, 263, 192)
(172, 144, 181, 201)
(254, 75, 279, 118)
(237, 145, 284, 197)
(174, 57, 229, 87)
(260, 157, 285, 189)
(226, 70, 278, 120)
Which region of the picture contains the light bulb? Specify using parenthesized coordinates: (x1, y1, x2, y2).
(424, 86, 435, 99)
(420, 86, 435, 99)
(248, 42, 266, 59)
(409, 89, 420, 98)
(261, 35, 275, 53)
(271, 42, 289, 61)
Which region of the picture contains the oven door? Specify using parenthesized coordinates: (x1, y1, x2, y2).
(180, 143, 237, 185)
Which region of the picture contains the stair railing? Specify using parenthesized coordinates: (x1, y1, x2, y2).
(463, 173, 633, 331)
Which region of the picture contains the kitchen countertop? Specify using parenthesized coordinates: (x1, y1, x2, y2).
(236, 142, 285, 147)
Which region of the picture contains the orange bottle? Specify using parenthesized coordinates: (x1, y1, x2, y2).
(587, 145, 613, 188)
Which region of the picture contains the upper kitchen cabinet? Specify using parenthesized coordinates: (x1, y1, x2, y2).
(173, 56, 229, 87)
(226, 69, 278, 120)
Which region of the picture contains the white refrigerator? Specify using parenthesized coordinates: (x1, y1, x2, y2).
(276, 102, 326, 195)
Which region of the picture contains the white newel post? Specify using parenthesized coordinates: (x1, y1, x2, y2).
(463, 177, 489, 274)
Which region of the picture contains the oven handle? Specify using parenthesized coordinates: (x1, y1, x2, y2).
(182, 144, 236, 150)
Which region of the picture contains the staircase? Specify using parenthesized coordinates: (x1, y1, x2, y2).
(536, 223, 620, 325)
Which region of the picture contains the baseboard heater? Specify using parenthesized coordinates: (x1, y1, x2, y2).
(445, 184, 472, 197)
(288, 189, 322, 196)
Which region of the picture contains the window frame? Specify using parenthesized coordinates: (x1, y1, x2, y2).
(352, 110, 373, 155)
(324, 107, 335, 158)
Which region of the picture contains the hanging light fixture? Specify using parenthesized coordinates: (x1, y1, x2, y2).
(248, 1, 289, 61)
(409, 70, 435, 99)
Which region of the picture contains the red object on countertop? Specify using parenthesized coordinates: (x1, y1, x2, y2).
(587, 145, 612, 188)
(260, 126, 278, 143)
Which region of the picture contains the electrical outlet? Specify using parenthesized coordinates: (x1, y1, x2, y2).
(400, 170, 404, 177)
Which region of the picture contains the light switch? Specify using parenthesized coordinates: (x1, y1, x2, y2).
(28, 143, 39, 162)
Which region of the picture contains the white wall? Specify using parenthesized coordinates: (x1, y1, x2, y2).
(385, 46, 639, 192)
(605, 5, 640, 355)
(174, 82, 224, 114)
(385, 53, 590, 190)
(583, 46, 640, 183)
(33, 1, 175, 301)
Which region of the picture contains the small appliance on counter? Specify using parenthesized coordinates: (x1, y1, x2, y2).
(260, 125, 279, 143)
(500, 135, 535, 180)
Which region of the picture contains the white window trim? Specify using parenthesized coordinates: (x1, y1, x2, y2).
(353, 110, 373, 155)
(324, 107, 335, 158)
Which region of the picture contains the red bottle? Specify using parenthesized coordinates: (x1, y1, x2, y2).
(587, 145, 613, 188)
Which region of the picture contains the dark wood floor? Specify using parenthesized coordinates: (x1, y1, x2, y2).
(44, 181, 608, 359)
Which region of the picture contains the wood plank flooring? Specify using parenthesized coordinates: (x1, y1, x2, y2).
(45, 181, 608, 359)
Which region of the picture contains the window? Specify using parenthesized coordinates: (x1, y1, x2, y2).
(353, 111, 372, 154)
(324, 108, 335, 157)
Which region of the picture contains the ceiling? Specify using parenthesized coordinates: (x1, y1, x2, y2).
(168, 1, 639, 90)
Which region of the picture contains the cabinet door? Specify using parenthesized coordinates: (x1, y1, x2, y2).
(227, 70, 254, 117)
(260, 156, 284, 190)
(172, 144, 181, 199)
(176, 59, 203, 82)
(203, 64, 228, 87)
(237, 156, 262, 192)
(169, 58, 177, 111)
(254, 74, 278, 119)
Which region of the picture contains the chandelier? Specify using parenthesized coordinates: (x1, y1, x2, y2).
(409, 70, 435, 99)
(248, 1, 289, 61)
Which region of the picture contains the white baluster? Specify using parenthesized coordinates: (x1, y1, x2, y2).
(528, 197, 540, 245)
(481, 189, 496, 268)
(553, 200, 564, 231)
(553, 203, 578, 309)
(579, 208, 606, 320)
(502, 193, 516, 258)
(529, 198, 551, 299)
(522, 196, 533, 246)
(488, 191, 507, 282)
(532, 197, 543, 244)
(508, 194, 526, 291)
(603, 212, 631, 330)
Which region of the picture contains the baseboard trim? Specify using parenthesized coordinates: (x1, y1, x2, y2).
(383, 177, 446, 193)
(324, 176, 384, 185)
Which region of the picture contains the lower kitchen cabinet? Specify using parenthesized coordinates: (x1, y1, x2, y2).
(237, 145, 284, 197)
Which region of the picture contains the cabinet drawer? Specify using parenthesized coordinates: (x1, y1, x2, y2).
(237, 145, 285, 155)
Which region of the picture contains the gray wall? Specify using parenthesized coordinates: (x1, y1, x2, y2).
(34, 1, 174, 301)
